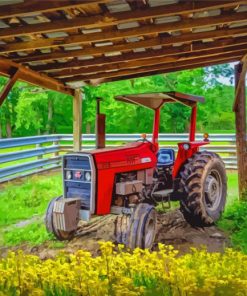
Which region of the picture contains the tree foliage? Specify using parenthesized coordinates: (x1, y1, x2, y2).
(0, 64, 236, 137)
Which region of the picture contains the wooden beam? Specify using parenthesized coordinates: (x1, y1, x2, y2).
(31, 45, 191, 72)
(0, 1, 244, 38)
(101, 56, 242, 84)
(0, 58, 73, 96)
(52, 44, 247, 78)
(233, 54, 247, 111)
(234, 62, 247, 200)
(0, 0, 109, 19)
(30, 36, 247, 73)
(0, 67, 19, 106)
(73, 89, 82, 152)
(14, 25, 247, 63)
(2, 10, 247, 54)
(7, 11, 247, 54)
(62, 51, 245, 83)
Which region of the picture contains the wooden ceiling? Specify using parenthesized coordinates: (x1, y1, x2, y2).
(0, 0, 247, 93)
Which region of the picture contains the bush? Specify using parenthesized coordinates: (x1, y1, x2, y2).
(218, 201, 247, 254)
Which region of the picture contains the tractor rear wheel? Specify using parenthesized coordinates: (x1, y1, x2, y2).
(115, 203, 157, 249)
(45, 196, 76, 240)
(179, 151, 227, 225)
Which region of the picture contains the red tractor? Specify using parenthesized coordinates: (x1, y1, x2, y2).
(46, 91, 227, 249)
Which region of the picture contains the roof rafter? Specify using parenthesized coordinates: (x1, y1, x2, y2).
(101, 56, 243, 85)
(0, 0, 244, 38)
(4, 11, 247, 55)
(63, 51, 245, 83)
(30, 35, 247, 73)
(0, 0, 110, 19)
(30, 45, 191, 72)
(52, 44, 247, 78)
(13, 24, 247, 64)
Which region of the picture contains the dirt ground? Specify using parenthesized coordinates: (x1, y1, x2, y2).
(0, 209, 229, 259)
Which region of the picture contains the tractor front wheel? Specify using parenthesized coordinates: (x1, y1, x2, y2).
(116, 203, 157, 249)
(179, 151, 227, 225)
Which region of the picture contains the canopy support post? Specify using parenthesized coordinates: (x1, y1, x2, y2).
(73, 88, 82, 152)
(189, 105, 197, 142)
(96, 98, 106, 149)
(234, 61, 247, 200)
(0, 67, 19, 106)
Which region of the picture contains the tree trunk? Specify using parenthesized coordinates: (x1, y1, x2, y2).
(5, 100, 12, 138)
(6, 121, 12, 138)
(86, 122, 91, 134)
(46, 98, 53, 134)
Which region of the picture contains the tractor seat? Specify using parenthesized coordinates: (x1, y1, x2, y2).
(157, 148, 175, 166)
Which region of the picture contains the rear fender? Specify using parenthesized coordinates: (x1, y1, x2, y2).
(172, 141, 209, 178)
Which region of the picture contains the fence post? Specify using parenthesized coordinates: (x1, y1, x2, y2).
(36, 143, 42, 160)
(53, 140, 59, 157)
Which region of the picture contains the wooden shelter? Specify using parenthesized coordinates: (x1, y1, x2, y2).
(0, 0, 246, 198)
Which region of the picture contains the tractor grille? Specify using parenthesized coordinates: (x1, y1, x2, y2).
(63, 155, 93, 210)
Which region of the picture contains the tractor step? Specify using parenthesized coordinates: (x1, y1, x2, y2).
(152, 189, 173, 199)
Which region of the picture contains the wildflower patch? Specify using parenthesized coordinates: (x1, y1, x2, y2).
(0, 242, 247, 295)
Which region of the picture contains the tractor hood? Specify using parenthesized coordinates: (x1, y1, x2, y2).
(87, 141, 143, 154)
(80, 141, 157, 171)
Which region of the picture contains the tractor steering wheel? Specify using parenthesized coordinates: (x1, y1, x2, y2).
(135, 135, 158, 153)
(135, 134, 150, 143)
(136, 138, 149, 143)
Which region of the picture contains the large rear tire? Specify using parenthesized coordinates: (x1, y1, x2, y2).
(179, 151, 227, 225)
(115, 203, 157, 249)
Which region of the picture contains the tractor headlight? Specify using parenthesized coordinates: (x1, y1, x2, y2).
(66, 170, 72, 180)
(85, 171, 91, 182)
(183, 143, 190, 150)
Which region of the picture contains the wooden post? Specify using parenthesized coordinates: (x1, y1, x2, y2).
(234, 62, 247, 200)
(73, 89, 82, 152)
(96, 98, 106, 149)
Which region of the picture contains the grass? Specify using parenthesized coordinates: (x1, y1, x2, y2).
(225, 172, 239, 204)
(3, 221, 52, 247)
(0, 174, 62, 227)
(0, 173, 62, 246)
(0, 171, 242, 250)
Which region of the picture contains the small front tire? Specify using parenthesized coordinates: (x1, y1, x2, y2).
(116, 203, 157, 249)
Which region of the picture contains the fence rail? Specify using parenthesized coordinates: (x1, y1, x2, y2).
(0, 133, 238, 183)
